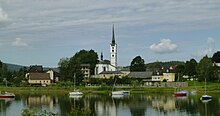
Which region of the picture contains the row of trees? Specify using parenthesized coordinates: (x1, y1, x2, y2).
(0, 60, 26, 86)
(58, 49, 98, 85)
(175, 52, 220, 82)
(130, 52, 220, 82)
(1, 50, 220, 87)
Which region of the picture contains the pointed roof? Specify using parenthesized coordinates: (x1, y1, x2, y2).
(101, 52, 103, 61)
(111, 24, 116, 46)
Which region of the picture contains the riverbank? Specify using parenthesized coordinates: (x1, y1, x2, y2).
(1, 82, 220, 94)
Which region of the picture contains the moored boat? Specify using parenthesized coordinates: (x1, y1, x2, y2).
(174, 91, 187, 97)
(112, 90, 130, 95)
(191, 90, 197, 95)
(0, 92, 15, 98)
(69, 74, 83, 97)
(200, 95, 212, 101)
(200, 78, 212, 101)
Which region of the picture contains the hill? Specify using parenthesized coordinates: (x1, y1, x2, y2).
(5, 63, 27, 72)
(145, 61, 185, 70)
(5, 63, 59, 72)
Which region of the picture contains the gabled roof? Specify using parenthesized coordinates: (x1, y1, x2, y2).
(28, 65, 43, 73)
(152, 70, 163, 76)
(28, 73, 50, 80)
(99, 71, 123, 74)
(127, 71, 152, 78)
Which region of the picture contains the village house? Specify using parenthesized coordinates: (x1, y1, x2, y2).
(25, 65, 59, 86)
(143, 68, 176, 86)
(26, 73, 51, 86)
(81, 64, 91, 78)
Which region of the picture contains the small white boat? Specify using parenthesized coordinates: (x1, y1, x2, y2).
(69, 74, 83, 97)
(0, 92, 15, 98)
(200, 78, 212, 101)
(191, 90, 197, 95)
(112, 90, 130, 95)
(201, 95, 212, 101)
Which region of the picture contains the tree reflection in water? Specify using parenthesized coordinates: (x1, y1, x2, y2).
(1, 93, 220, 116)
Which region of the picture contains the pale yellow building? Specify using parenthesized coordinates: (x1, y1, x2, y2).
(161, 73, 175, 82)
(26, 73, 51, 86)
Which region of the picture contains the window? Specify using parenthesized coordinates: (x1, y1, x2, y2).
(112, 55, 114, 57)
(112, 50, 114, 52)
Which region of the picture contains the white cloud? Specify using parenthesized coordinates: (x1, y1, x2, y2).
(12, 38, 28, 47)
(150, 39, 177, 54)
(207, 37, 214, 47)
(0, 7, 8, 21)
(193, 37, 215, 58)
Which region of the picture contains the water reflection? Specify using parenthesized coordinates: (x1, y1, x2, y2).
(1, 93, 220, 116)
(0, 98, 14, 115)
(152, 96, 176, 113)
(25, 95, 58, 109)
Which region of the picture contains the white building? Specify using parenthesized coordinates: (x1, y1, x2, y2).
(95, 25, 117, 75)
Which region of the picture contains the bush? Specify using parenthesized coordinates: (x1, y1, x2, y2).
(69, 107, 91, 116)
(21, 108, 58, 116)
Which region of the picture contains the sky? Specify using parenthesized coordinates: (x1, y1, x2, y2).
(0, 0, 220, 67)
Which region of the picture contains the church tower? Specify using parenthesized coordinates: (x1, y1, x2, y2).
(110, 25, 117, 67)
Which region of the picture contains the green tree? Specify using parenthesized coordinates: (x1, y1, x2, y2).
(184, 59, 197, 77)
(58, 49, 98, 85)
(130, 56, 145, 72)
(212, 51, 220, 81)
(76, 49, 98, 75)
(212, 51, 220, 63)
(196, 55, 216, 82)
(58, 58, 70, 81)
(12, 68, 26, 86)
(175, 64, 185, 81)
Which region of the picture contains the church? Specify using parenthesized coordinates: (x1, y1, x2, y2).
(94, 25, 118, 75)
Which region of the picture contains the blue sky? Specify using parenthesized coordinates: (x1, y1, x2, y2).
(0, 0, 220, 67)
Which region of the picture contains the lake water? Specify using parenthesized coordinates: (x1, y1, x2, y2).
(0, 92, 220, 116)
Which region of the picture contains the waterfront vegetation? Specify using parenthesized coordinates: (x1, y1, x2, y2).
(1, 80, 219, 116)
(21, 107, 91, 116)
(1, 81, 220, 95)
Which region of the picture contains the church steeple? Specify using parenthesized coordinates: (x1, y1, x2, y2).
(111, 24, 116, 46)
(110, 24, 117, 67)
(100, 52, 103, 61)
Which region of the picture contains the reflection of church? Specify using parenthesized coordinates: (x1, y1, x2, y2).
(95, 25, 117, 75)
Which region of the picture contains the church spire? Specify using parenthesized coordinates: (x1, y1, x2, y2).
(110, 24, 117, 67)
(111, 24, 116, 46)
(101, 52, 103, 61)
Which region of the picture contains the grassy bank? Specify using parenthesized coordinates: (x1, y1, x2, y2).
(1, 81, 220, 94)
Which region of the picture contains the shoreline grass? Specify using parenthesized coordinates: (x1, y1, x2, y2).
(1, 82, 220, 95)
